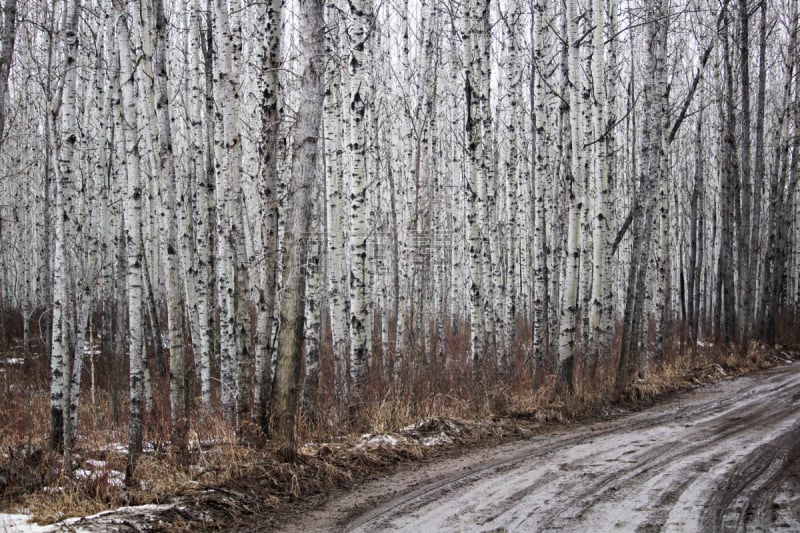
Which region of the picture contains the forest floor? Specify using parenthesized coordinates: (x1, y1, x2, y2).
(2, 345, 799, 532)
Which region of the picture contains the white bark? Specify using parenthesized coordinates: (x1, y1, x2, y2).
(589, 0, 611, 350)
(213, 0, 241, 422)
(347, 0, 371, 398)
(187, 0, 213, 412)
(557, 0, 584, 388)
(112, 0, 145, 479)
(49, 0, 80, 453)
(464, 0, 488, 376)
(254, 0, 283, 430)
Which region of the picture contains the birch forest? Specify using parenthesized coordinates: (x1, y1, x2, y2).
(0, 0, 799, 473)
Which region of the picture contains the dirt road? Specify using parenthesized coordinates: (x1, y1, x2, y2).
(284, 364, 800, 532)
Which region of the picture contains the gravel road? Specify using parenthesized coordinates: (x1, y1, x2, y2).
(284, 363, 800, 532)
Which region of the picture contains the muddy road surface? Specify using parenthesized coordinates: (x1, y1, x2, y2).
(284, 364, 800, 532)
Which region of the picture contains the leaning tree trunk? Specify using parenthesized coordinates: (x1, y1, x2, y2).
(617, 0, 668, 391)
(272, 0, 325, 458)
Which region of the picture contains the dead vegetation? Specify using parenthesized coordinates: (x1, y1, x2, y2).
(1, 317, 799, 530)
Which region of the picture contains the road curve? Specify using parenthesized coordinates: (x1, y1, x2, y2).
(283, 363, 800, 532)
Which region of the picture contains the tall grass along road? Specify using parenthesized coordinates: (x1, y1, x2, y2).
(285, 363, 800, 532)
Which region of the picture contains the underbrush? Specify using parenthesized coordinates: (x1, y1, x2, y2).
(0, 319, 798, 528)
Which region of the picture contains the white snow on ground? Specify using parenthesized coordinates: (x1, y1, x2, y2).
(98, 443, 127, 455)
(0, 513, 57, 533)
(420, 432, 454, 447)
(400, 421, 424, 432)
(1, 503, 178, 533)
(359, 434, 408, 448)
(0, 358, 24, 365)
(68, 503, 174, 523)
(97, 441, 158, 455)
(72, 468, 125, 488)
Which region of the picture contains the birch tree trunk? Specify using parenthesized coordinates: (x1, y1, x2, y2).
(557, 0, 584, 389)
(213, 0, 246, 424)
(589, 0, 613, 354)
(531, 0, 554, 380)
(303, 179, 323, 427)
(112, 0, 145, 481)
(347, 0, 371, 402)
(153, 0, 188, 462)
(255, 0, 283, 434)
(0, 0, 17, 148)
(759, 4, 796, 341)
(324, 10, 350, 381)
(49, 0, 80, 453)
(687, 113, 704, 341)
(187, 0, 214, 412)
(464, 0, 488, 378)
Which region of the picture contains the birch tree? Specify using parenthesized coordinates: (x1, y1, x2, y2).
(49, 0, 80, 453)
(557, 0, 584, 388)
(187, 0, 214, 412)
(0, 0, 17, 148)
(153, 0, 188, 460)
(254, 0, 284, 434)
(111, 0, 145, 480)
(213, 0, 247, 424)
(464, 0, 489, 377)
(530, 0, 556, 379)
(347, 0, 372, 400)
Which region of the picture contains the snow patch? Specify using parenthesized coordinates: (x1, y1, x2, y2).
(420, 432, 454, 447)
(0, 358, 24, 366)
(401, 421, 423, 432)
(0, 513, 58, 532)
(99, 443, 127, 455)
(73, 467, 125, 488)
(359, 433, 407, 448)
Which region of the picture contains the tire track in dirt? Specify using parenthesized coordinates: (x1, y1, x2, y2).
(281, 363, 800, 532)
(537, 380, 800, 532)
